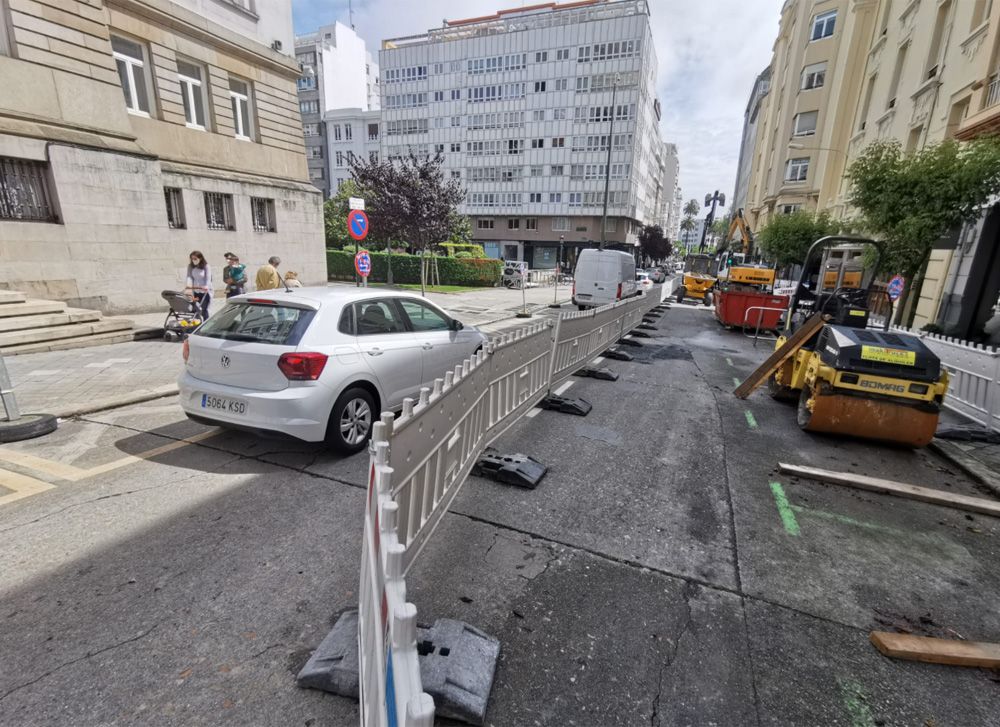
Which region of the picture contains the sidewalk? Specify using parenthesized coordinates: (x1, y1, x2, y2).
(930, 412, 1000, 496)
(3, 284, 572, 419)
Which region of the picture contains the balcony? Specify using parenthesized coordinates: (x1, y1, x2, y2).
(956, 75, 1000, 140)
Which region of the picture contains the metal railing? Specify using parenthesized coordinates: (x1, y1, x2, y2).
(987, 75, 1000, 109)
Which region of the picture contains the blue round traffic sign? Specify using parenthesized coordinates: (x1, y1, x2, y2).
(348, 209, 369, 241)
(887, 274, 905, 301)
(354, 250, 371, 277)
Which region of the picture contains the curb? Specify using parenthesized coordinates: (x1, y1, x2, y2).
(51, 384, 179, 419)
(929, 438, 1000, 498)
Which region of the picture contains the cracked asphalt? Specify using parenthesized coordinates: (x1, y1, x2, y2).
(2, 303, 1000, 726)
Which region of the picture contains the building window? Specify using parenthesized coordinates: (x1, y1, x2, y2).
(164, 187, 185, 229)
(549, 193, 562, 203)
(508, 139, 523, 155)
(568, 192, 582, 207)
(229, 78, 253, 140)
(204, 192, 235, 230)
(451, 89, 461, 100)
(534, 81, 547, 93)
(434, 143, 444, 153)
(344, 124, 352, 140)
(300, 100, 319, 114)
(887, 43, 908, 109)
(477, 219, 494, 229)
(529, 193, 542, 203)
(332, 124, 341, 141)
(781, 204, 802, 215)
(552, 137, 565, 148)
(508, 218, 520, 229)
(785, 157, 809, 182)
(792, 111, 817, 136)
(303, 123, 320, 136)
(177, 60, 208, 129)
(371, 152, 379, 163)
(310, 167, 324, 180)
(434, 91, 444, 102)
(368, 123, 379, 140)
(971, 0, 990, 29)
(533, 109, 545, 121)
(801, 62, 826, 90)
(552, 216, 570, 231)
(525, 218, 537, 230)
(451, 170, 460, 179)
(550, 165, 564, 175)
(811, 10, 836, 40)
(451, 116, 462, 127)
(531, 139, 544, 149)
(450, 143, 461, 152)
(604, 218, 616, 232)
(297, 76, 316, 90)
(554, 78, 568, 91)
(535, 51, 548, 62)
(556, 49, 569, 60)
(309, 146, 323, 159)
(251, 197, 276, 232)
(530, 166, 543, 177)
(433, 62, 443, 74)
(0, 157, 57, 222)
(336, 151, 344, 167)
(111, 36, 151, 115)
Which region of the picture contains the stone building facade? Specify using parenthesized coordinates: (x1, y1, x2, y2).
(0, 0, 324, 313)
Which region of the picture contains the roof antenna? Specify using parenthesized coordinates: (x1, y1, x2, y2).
(349, 0, 355, 30)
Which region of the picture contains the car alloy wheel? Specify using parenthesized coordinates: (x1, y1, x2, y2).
(340, 397, 372, 446)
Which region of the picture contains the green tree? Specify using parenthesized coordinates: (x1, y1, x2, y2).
(638, 224, 671, 263)
(323, 179, 359, 249)
(756, 210, 841, 267)
(710, 216, 730, 250)
(846, 137, 1000, 324)
(683, 198, 700, 218)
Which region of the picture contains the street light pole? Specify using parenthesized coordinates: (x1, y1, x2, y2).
(699, 190, 725, 253)
(600, 74, 621, 251)
(551, 234, 564, 307)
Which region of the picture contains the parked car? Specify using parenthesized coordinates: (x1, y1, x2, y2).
(178, 288, 488, 454)
(572, 249, 638, 309)
(635, 271, 654, 292)
(648, 267, 666, 284)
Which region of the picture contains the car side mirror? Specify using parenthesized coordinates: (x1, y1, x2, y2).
(450, 319, 463, 331)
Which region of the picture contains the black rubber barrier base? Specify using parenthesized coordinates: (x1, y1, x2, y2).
(539, 394, 593, 416)
(617, 337, 644, 348)
(298, 610, 500, 726)
(629, 330, 653, 338)
(638, 323, 657, 330)
(574, 366, 619, 381)
(472, 448, 548, 488)
(604, 347, 634, 361)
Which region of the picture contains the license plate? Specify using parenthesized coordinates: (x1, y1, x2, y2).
(201, 393, 247, 415)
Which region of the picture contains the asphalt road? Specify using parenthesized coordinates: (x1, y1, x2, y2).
(1, 301, 999, 726)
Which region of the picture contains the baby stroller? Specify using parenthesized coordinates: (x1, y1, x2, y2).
(161, 290, 203, 342)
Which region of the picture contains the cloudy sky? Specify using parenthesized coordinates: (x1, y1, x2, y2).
(291, 0, 782, 208)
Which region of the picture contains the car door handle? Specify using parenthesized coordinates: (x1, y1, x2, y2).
(366, 347, 383, 356)
(422, 342, 433, 350)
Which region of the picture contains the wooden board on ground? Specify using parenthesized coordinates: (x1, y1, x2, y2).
(870, 631, 1000, 668)
(733, 313, 827, 399)
(778, 462, 1000, 519)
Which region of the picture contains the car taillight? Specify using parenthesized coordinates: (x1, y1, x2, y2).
(572, 281, 576, 297)
(616, 283, 622, 300)
(182, 338, 190, 362)
(278, 352, 328, 381)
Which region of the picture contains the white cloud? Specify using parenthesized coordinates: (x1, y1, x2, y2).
(292, 0, 782, 208)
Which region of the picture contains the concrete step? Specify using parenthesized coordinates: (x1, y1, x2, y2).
(0, 308, 102, 333)
(0, 318, 134, 351)
(0, 290, 27, 304)
(1, 329, 137, 355)
(0, 299, 67, 318)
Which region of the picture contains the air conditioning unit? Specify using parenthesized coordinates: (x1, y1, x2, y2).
(272, 40, 282, 52)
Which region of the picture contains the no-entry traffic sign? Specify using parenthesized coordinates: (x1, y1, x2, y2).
(888, 274, 905, 301)
(348, 209, 369, 241)
(354, 249, 371, 277)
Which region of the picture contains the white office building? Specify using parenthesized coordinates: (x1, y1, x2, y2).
(379, 0, 667, 268)
(326, 108, 382, 193)
(295, 22, 380, 198)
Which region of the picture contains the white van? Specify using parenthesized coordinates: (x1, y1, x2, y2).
(572, 249, 638, 309)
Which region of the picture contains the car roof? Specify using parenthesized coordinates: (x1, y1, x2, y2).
(230, 286, 440, 310)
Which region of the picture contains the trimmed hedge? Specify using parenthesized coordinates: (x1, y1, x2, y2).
(327, 249, 503, 286)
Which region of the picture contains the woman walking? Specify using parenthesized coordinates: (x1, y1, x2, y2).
(184, 250, 213, 319)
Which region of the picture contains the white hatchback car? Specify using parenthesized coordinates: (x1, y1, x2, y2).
(635, 272, 654, 292)
(178, 287, 488, 453)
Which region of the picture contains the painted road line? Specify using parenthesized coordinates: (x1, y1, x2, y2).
(0, 449, 88, 480)
(732, 377, 741, 387)
(838, 679, 876, 727)
(769, 481, 800, 536)
(744, 410, 758, 429)
(83, 430, 221, 478)
(592, 356, 605, 364)
(553, 380, 575, 396)
(725, 357, 735, 367)
(525, 407, 542, 418)
(0, 468, 56, 506)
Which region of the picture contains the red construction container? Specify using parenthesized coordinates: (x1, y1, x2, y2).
(714, 289, 789, 331)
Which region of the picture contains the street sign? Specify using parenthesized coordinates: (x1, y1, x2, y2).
(354, 250, 371, 277)
(348, 209, 369, 241)
(349, 197, 365, 211)
(887, 274, 905, 301)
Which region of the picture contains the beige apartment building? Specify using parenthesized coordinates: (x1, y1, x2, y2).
(0, 0, 324, 313)
(745, 0, 1000, 337)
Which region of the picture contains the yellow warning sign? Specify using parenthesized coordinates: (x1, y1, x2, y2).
(860, 345, 915, 366)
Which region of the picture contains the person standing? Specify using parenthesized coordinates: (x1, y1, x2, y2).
(283, 271, 302, 288)
(255, 255, 282, 291)
(222, 252, 247, 298)
(184, 250, 213, 319)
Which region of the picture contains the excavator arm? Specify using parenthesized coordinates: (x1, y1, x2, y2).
(727, 208, 755, 257)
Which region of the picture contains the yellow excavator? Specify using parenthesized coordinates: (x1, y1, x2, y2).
(735, 236, 950, 447)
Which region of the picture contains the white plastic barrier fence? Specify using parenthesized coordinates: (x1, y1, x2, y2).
(891, 325, 1000, 432)
(356, 291, 668, 726)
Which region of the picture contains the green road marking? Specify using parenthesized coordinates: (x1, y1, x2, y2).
(769, 482, 800, 536)
(791, 505, 900, 537)
(744, 410, 758, 429)
(732, 376, 741, 387)
(726, 356, 735, 367)
(838, 679, 876, 727)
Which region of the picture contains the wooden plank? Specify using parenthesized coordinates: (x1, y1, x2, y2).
(733, 313, 826, 399)
(870, 631, 1000, 668)
(778, 462, 1000, 519)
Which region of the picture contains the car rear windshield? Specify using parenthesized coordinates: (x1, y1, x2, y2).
(195, 302, 315, 345)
